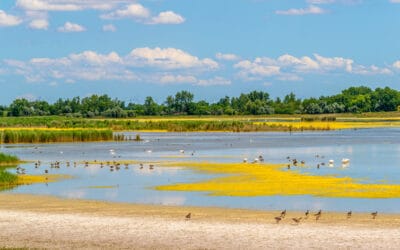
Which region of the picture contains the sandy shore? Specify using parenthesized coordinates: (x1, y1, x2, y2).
(1, 194, 400, 249)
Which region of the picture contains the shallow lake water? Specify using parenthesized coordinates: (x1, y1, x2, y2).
(2, 128, 400, 213)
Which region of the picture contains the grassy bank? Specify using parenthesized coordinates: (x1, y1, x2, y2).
(0, 152, 19, 165)
(0, 129, 117, 143)
(0, 114, 400, 132)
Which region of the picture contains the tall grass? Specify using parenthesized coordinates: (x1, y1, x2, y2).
(0, 115, 399, 132)
(0, 152, 19, 164)
(1, 129, 114, 143)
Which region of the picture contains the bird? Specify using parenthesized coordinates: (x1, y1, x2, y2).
(314, 210, 322, 220)
(274, 216, 282, 224)
(347, 211, 352, 219)
(371, 211, 378, 219)
(287, 164, 291, 169)
(292, 217, 302, 224)
(139, 163, 144, 169)
(149, 164, 154, 170)
(280, 209, 286, 218)
(317, 164, 320, 169)
(305, 210, 309, 218)
(185, 213, 191, 220)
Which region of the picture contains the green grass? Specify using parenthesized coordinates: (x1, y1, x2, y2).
(0, 152, 19, 164)
(0, 114, 400, 133)
(1, 129, 115, 143)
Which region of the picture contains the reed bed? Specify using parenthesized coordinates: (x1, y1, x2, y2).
(0, 152, 19, 164)
(0, 129, 115, 143)
(0, 115, 400, 132)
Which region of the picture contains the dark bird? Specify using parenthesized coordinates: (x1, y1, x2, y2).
(185, 213, 191, 220)
(371, 211, 378, 219)
(347, 211, 352, 219)
(305, 210, 309, 218)
(287, 164, 291, 169)
(274, 216, 282, 224)
(281, 209, 286, 218)
(292, 217, 302, 224)
(317, 164, 320, 169)
(314, 210, 322, 216)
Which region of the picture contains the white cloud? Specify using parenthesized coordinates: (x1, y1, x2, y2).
(3, 48, 218, 84)
(390, 0, 400, 3)
(393, 61, 400, 69)
(352, 65, 392, 75)
(102, 24, 116, 32)
(100, 4, 150, 20)
(16, 0, 117, 12)
(29, 19, 49, 29)
(127, 47, 218, 70)
(234, 53, 391, 81)
(0, 10, 23, 27)
(196, 76, 231, 86)
(216, 53, 240, 61)
(159, 75, 197, 84)
(57, 22, 86, 32)
(150, 11, 185, 24)
(276, 5, 326, 15)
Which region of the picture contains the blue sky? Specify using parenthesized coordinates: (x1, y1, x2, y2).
(1, 0, 400, 105)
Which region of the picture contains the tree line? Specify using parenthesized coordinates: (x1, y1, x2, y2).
(1, 86, 400, 118)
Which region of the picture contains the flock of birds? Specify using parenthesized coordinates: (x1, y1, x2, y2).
(272, 209, 378, 224)
(183, 209, 379, 223)
(284, 154, 350, 170)
(16, 157, 158, 176)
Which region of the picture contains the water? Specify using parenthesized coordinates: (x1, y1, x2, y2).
(1, 128, 400, 212)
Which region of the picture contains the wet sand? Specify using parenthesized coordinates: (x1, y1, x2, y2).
(0, 193, 400, 249)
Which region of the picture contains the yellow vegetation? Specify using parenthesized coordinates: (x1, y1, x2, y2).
(17, 174, 70, 185)
(156, 161, 400, 199)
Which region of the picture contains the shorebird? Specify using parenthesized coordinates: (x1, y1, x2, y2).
(347, 211, 352, 219)
(274, 216, 282, 224)
(314, 210, 322, 220)
(149, 164, 154, 170)
(185, 213, 191, 220)
(305, 210, 309, 218)
(280, 209, 286, 218)
(371, 211, 378, 219)
(139, 163, 144, 169)
(44, 170, 48, 174)
(287, 164, 291, 169)
(292, 217, 302, 224)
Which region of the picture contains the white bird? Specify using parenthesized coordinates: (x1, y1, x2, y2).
(329, 159, 334, 164)
(179, 149, 185, 154)
(243, 158, 248, 163)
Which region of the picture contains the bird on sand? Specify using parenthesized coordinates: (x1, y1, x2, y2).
(274, 216, 282, 224)
(347, 211, 352, 219)
(305, 210, 309, 218)
(185, 213, 191, 220)
(280, 209, 286, 218)
(292, 217, 302, 224)
(371, 211, 378, 219)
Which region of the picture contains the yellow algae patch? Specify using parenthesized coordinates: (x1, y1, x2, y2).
(155, 162, 400, 199)
(17, 174, 71, 185)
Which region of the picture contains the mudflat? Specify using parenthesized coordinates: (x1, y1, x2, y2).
(0, 193, 399, 249)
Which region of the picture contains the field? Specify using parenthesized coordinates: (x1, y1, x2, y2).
(0, 113, 400, 133)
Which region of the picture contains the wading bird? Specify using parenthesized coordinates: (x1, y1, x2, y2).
(347, 211, 352, 219)
(371, 211, 378, 219)
(185, 213, 191, 220)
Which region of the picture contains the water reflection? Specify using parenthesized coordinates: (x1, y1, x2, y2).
(1, 128, 400, 212)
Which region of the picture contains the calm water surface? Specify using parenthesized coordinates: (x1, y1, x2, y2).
(2, 128, 400, 212)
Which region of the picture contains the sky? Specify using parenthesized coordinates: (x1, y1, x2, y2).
(1, 0, 400, 105)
